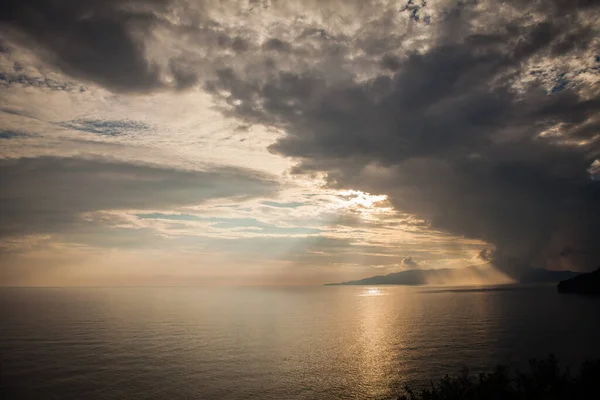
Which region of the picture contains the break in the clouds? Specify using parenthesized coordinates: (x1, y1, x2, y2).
(1, 0, 599, 285)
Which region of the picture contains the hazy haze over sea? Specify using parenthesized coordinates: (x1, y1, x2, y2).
(2, 285, 599, 400)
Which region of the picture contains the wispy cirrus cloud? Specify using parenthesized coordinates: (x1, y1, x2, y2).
(59, 119, 152, 137)
(0, 129, 29, 139)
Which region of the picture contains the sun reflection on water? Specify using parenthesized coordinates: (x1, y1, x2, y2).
(354, 285, 398, 398)
(361, 287, 384, 296)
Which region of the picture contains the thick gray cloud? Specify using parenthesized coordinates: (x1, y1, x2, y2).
(1, 0, 600, 277)
(0, 156, 277, 237)
(206, 2, 600, 275)
(0, 0, 167, 91)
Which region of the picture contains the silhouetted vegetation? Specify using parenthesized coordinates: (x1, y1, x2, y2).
(398, 355, 600, 400)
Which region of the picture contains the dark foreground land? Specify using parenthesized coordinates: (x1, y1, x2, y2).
(558, 268, 600, 295)
(398, 356, 600, 400)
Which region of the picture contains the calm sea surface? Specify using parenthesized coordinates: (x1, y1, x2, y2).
(2, 285, 600, 399)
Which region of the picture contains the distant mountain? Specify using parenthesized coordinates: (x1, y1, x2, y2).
(517, 268, 579, 284)
(557, 267, 600, 295)
(325, 266, 579, 286)
(326, 268, 435, 286)
(325, 265, 502, 286)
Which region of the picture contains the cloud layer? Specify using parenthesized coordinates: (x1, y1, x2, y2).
(206, 1, 600, 274)
(1, 0, 599, 284)
(0, 156, 277, 237)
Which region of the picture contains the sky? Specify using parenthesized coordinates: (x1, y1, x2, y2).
(0, 0, 599, 286)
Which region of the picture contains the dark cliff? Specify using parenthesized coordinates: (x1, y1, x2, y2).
(557, 267, 600, 295)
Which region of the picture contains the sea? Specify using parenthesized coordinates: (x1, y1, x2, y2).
(1, 285, 599, 399)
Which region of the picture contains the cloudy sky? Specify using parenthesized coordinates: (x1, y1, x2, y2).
(1, 0, 599, 286)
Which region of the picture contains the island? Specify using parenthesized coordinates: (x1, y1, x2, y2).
(557, 267, 600, 295)
(325, 266, 578, 286)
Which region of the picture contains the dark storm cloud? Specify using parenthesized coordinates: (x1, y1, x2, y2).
(380, 54, 402, 71)
(2, 0, 599, 275)
(0, 156, 278, 238)
(263, 38, 292, 53)
(0, 71, 83, 91)
(0, 129, 29, 139)
(590, 161, 600, 180)
(231, 37, 250, 53)
(208, 2, 600, 274)
(0, 0, 166, 91)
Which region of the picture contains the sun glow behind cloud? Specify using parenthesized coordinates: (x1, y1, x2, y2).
(332, 190, 393, 219)
(0, 80, 497, 285)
